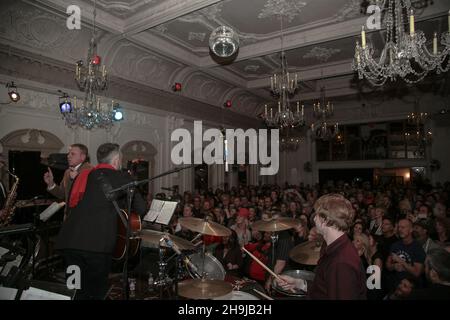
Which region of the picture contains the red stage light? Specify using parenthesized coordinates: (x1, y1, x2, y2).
(172, 83, 182, 92)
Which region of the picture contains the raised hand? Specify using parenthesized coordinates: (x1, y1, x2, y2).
(43, 167, 54, 186)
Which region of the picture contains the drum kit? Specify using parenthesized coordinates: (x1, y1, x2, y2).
(136, 216, 323, 300)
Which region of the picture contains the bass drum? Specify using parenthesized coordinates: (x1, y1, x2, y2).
(186, 252, 225, 280)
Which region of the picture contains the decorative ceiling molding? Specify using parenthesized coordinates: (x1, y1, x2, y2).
(188, 32, 206, 42)
(334, 0, 363, 22)
(258, 0, 307, 23)
(303, 46, 341, 62)
(123, 0, 223, 35)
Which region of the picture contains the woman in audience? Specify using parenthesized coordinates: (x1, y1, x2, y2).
(230, 209, 252, 247)
(214, 230, 243, 278)
(435, 217, 450, 247)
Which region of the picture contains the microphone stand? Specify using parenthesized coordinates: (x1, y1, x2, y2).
(107, 165, 194, 300)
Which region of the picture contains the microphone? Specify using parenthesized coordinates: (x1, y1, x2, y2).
(164, 236, 201, 278)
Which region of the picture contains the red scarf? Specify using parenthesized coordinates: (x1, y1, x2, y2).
(69, 163, 116, 208)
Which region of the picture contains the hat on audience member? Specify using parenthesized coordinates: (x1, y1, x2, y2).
(238, 208, 249, 218)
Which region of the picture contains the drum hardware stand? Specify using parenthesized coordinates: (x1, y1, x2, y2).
(153, 237, 173, 299)
(106, 165, 194, 300)
(270, 233, 279, 269)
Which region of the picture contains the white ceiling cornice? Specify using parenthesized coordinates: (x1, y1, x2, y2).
(123, 0, 224, 36)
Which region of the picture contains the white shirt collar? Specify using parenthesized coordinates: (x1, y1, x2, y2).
(72, 163, 83, 171)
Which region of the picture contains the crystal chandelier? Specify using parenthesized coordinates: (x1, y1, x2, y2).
(310, 81, 339, 140)
(263, 16, 304, 129)
(65, 0, 116, 130)
(352, 0, 450, 86)
(405, 109, 432, 153)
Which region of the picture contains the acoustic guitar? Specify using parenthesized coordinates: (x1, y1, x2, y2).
(113, 210, 142, 260)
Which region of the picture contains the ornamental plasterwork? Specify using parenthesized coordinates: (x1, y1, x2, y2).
(153, 24, 168, 34)
(303, 46, 341, 62)
(334, 0, 363, 22)
(244, 65, 261, 73)
(0, 4, 78, 51)
(258, 0, 307, 22)
(188, 32, 206, 42)
(199, 2, 223, 21)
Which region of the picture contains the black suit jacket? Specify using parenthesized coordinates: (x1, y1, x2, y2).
(55, 168, 147, 254)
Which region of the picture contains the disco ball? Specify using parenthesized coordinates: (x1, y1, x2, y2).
(209, 26, 239, 58)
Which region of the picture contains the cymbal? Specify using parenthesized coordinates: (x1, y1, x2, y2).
(139, 229, 195, 251)
(179, 217, 231, 237)
(251, 217, 299, 232)
(289, 241, 322, 266)
(178, 278, 233, 300)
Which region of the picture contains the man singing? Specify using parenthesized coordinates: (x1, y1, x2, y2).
(43, 144, 92, 218)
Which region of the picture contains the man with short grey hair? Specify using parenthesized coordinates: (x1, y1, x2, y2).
(409, 248, 450, 299)
(56, 143, 146, 300)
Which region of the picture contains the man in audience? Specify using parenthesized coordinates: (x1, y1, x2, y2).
(413, 219, 440, 254)
(386, 219, 426, 291)
(408, 248, 450, 299)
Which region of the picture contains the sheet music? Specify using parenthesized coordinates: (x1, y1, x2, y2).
(40, 202, 65, 222)
(20, 287, 71, 300)
(156, 201, 177, 225)
(143, 200, 177, 225)
(143, 200, 164, 222)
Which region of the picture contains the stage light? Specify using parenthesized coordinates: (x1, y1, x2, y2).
(6, 82, 20, 102)
(113, 107, 124, 121)
(59, 101, 72, 113)
(58, 92, 72, 114)
(172, 82, 182, 92)
(224, 100, 232, 108)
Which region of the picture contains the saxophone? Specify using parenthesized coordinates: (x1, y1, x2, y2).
(0, 170, 19, 227)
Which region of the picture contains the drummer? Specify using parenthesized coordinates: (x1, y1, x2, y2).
(276, 194, 366, 300)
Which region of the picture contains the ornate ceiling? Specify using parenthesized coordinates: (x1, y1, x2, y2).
(0, 0, 448, 122)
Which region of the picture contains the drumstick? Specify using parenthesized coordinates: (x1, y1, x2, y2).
(253, 289, 274, 300)
(242, 247, 297, 294)
(241, 247, 282, 281)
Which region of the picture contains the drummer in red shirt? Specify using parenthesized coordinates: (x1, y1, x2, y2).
(276, 194, 367, 300)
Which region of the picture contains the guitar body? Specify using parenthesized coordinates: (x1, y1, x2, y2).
(113, 210, 142, 260)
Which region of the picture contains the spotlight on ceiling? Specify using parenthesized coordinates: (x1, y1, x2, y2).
(113, 106, 124, 121)
(6, 82, 20, 102)
(172, 82, 182, 92)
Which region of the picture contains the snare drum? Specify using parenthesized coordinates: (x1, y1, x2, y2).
(186, 252, 226, 280)
(272, 269, 315, 298)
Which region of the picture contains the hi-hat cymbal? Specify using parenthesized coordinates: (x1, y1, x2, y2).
(252, 217, 299, 232)
(178, 278, 233, 300)
(179, 217, 231, 237)
(139, 229, 195, 251)
(289, 241, 322, 265)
